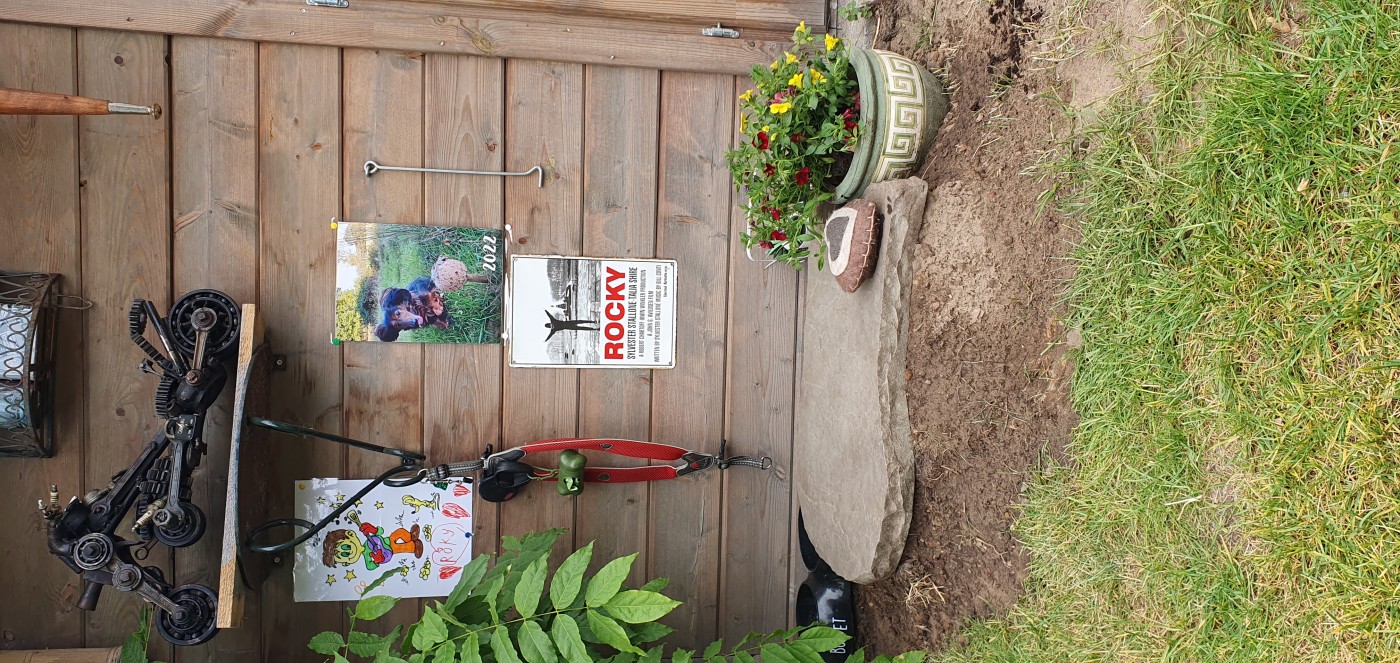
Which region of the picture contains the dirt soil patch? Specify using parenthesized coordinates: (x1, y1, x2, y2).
(847, 0, 1148, 652)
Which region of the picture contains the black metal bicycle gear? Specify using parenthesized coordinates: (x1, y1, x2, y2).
(154, 504, 205, 548)
(156, 584, 219, 646)
(169, 290, 240, 359)
(154, 376, 179, 419)
(129, 300, 177, 375)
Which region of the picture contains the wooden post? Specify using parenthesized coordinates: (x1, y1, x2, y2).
(0, 648, 122, 663)
(217, 303, 265, 628)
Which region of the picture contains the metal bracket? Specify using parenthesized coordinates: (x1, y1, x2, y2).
(306, 0, 348, 7)
(702, 23, 740, 38)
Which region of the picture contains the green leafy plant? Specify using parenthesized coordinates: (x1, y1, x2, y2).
(119, 605, 165, 663)
(725, 22, 861, 269)
(309, 529, 922, 663)
(837, 2, 874, 22)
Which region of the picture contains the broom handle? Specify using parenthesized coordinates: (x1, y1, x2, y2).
(0, 86, 157, 116)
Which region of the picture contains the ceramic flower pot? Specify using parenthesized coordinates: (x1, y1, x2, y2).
(832, 48, 949, 204)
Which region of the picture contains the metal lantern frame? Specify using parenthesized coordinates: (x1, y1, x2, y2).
(1, 271, 86, 457)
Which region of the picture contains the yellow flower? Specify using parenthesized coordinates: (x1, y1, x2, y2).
(826, 33, 840, 51)
(762, 125, 770, 133)
(811, 70, 827, 84)
(739, 89, 753, 102)
(788, 71, 804, 88)
(740, 112, 748, 132)
(770, 60, 780, 70)
(784, 51, 798, 64)
(769, 102, 793, 114)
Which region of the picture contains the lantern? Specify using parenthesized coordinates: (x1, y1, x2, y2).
(1, 271, 87, 457)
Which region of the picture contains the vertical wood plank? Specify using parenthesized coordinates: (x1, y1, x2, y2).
(169, 35, 260, 662)
(77, 28, 171, 657)
(573, 64, 659, 581)
(500, 59, 584, 563)
(342, 46, 425, 631)
(787, 269, 808, 630)
(0, 22, 84, 651)
(257, 42, 345, 662)
(648, 71, 734, 648)
(719, 79, 798, 642)
(422, 53, 504, 551)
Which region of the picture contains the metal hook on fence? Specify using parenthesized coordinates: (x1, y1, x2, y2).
(363, 160, 545, 188)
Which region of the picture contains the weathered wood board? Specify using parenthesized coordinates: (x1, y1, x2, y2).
(649, 71, 736, 649)
(256, 41, 348, 662)
(499, 59, 585, 566)
(0, 22, 85, 651)
(76, 28, 172, 659)
(0, 0, 796, 75)
(216, 304, 268, 629)
(574, 65, 660, 582)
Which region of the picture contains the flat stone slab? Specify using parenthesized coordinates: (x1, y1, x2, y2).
(795, 178, 928, 584)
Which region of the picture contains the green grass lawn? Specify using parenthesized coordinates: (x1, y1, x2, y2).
(938, 0, 1400, 659)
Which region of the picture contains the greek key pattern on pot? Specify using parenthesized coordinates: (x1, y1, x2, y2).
(872, 50, 927, 182)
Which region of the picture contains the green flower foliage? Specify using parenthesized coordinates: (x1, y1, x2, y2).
(305, 529, 924, 663)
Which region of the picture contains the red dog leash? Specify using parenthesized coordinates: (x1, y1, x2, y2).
(424, 437, 772, 502)
(246, 420, 772, 553)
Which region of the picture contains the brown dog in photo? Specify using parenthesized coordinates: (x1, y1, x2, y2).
(374, 286, 425, 341)
(407, 277, 450, 330)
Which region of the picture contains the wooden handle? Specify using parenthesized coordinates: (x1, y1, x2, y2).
(0, 648, 122, 663)
(0, 87, 110, 115)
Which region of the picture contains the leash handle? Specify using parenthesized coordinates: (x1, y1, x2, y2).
(518, 437, 690, 461)
(529, 465, 681, 483)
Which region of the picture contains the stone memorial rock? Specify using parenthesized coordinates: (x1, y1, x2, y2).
(794, 177, 928, 584)
(825, 199, 882, 293)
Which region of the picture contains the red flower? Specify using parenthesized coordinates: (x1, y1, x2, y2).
(771, 230, 788, 242)
(763, 163, 777, 177)
(791, 132, 805, 143)
(759, 240, 774, 250)
(794, 167, 811, 186)
(769, 207, 782, 221)
(773, 90, 787, 102)
(854, 91, 861, 112)
(754, 131, 770, 150)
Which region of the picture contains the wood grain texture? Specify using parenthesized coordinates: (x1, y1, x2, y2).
(0, 649, 121, 663)
(342, 46, 425, 632)
(718, 78, 799, 641)
(422, 52, 504, 552)
(648, 71, 735, 648)
(500, 59, 584, 563)
(573, 65, 659, 581)
(168, 35, 261, 659)
(0, 0, 791, 75)
(0, 22, 85, 651)
(256, 42, 344, 663)
(0, 87, 108, 115)
(787, 270, 808, 629)
(380, 0, 826, 31)
(76, 28, 171, 656)
(216, 304, 262, 629)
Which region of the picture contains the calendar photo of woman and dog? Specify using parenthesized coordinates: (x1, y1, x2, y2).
(334, 222, 504, 344)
